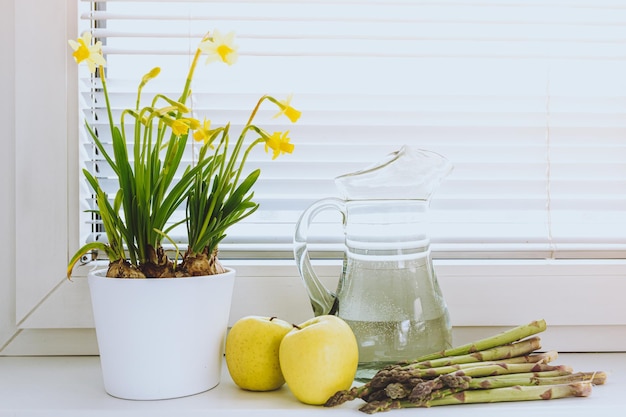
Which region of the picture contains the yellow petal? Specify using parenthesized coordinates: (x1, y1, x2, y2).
(170, 120, 190, 136)
(283, 106, 301, 123)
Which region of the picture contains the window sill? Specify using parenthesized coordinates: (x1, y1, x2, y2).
(0, 353, 623, 416)
(7, 258, 626, 355)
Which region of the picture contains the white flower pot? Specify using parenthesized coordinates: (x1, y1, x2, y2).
(88, 268, 235, 400)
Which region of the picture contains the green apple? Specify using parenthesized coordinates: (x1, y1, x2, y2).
(225, 315, 294, 391)
(279, 315, 359, 405)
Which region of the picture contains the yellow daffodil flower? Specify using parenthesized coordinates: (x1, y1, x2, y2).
(273, 94, 302, 123)
(199, 30, 239, 66)
(183, 118, 201, 130)
(165, 117, 199, 136)
(170, 119, 190, 136)
(68, 32, 106, 73)
(264, 131, 295, 160)
(193, 118, 213, 144)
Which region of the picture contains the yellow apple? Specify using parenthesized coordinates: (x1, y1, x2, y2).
(225, 315, 294, 391)
(279, 315, 359, 405)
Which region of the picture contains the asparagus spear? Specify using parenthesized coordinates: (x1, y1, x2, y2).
(325, 362, 572, 406)
(453, 363, 573, 378)
(405, 364, 575, 404)
(387, 362, 572, 381)
(468, 371, 607, 389)
(401, 336, 542, 369)
(503, 350, 558, 364)
(360, 382, 593, 414)
(371, 370, 606, 406)
(408, 371, 605, 403)
(411, 319, 547, 362)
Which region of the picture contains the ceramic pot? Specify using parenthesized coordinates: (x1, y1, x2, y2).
(88, 268, 235, 400)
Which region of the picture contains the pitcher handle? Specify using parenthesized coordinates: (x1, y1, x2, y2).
(293, 197, 346, 316)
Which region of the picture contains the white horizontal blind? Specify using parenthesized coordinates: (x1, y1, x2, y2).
(78, 0, 626, 260)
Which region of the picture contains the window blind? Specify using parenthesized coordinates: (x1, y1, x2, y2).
(78, 0, 626, 261)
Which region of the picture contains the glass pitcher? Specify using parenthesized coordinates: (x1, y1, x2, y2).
(293, 146, 454, 380)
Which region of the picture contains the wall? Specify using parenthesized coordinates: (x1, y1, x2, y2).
(0, 0, 17, 353)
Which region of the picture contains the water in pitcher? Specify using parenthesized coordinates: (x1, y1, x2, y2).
(344, 316, 451, 381)
(335, 249, 452, 381)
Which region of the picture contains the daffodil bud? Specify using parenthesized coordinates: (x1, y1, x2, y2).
(140, 67, 161, 88)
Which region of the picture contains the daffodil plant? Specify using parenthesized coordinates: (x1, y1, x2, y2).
(67, 31, 299, 278)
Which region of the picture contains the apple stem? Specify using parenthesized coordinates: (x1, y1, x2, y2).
(268, 316, 300, 329)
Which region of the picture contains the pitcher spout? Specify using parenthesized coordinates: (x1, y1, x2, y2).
(335, 146, 453, 201)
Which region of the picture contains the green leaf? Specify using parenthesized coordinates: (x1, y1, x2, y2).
(67, 241, 119, 279)
(222, 169, 260, 214)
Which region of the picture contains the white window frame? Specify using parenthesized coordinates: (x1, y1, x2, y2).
(3, 0, 626, 355)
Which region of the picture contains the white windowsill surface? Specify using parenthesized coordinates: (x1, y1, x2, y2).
(0, 353, 624, 416)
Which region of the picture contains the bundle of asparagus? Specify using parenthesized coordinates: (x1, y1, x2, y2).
(325, 319, 607, 414)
